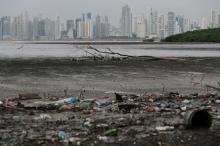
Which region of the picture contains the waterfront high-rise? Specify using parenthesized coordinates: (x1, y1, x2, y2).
(0, 19, 2, 40)
(134, 14, 146, 38)
(176, 16, 184, 33)
(24, 11, 33, 40)
(120, 5, 132, 37)
(211, 10, 217, 28)
(158, 15, 165, 39)
(55, 16, 61, 40)
(0, 17, 11, 40)
(183, 18, 191, 32)
(201, 17, 208, 29)
(75, 18, 82, 38)
(167, 12, 175, 36)
(95, 15, 110, 39)
(149, 9, 158, 36)
(66, 20, 74, 32)
(218, 14, 220, 28)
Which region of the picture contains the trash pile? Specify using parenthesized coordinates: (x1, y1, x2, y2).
(0, 84, 220, 146)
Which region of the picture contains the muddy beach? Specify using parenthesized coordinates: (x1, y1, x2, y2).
(0, 56, 220, 146)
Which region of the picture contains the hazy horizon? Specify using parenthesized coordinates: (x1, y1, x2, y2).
(0, 0, 220, 25)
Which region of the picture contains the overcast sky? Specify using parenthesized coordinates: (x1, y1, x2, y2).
(0, 0, 220, 25)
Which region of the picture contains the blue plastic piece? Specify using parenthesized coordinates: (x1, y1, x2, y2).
(58, 131, 66, 139)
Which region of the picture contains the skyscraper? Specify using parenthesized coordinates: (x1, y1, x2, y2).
(167, 12, 175, 36)
(66, 20, 74, 31)
(176, 16, 184, 33)
(183, 18, 191, 32)
(149, 9, 158, 35)
(0, 17, 11, 40)
(95, 15, 101, 38)
(95, 15, 110, 39)
(218, 14, 220, 28)
(120, 5, 132, 37)
(158, 15, 165, 39)
(24, 11, 31, 40)
(134, 14, 146, 38)
(0, 19, 3, 40)
(75, 18, 82, 39)
(201, 17, 208, 29)
(211, 10, 216, 28)
(33, 17, 40, 40)
(81, 13, 93, 39)
(55, 16, 61, 40)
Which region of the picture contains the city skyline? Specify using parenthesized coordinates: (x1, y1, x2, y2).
(1, 4, 220, 41)
(1, 0, 220, 26)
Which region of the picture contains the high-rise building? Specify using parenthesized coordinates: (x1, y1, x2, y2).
(149, 9, 158, 36)
(183, 18, 191, 32)
(175, 19, 181, 34)
(134, 14, 146, 38)
(211, 10, 217, 28)
(11, 14, 24, 40)
(120, 5, 132, 37)
(24, 11, 32, 40)
(201, 17, 208, 29)
(45, 18, 55, 40)
(0, 16, 11, 40)
(167, 12, 175, 36)
(75, 18, 82, 38)
(66, 20, 74, 31)
(38, 20, 45, 37)
(95, 15, 101, 38)
(55, 16, 61, 40)
(176, 16, 184, 33)
(158, 15, 165, 39)
(33, 17, 40, 40)
(80, 13, 93, 39)
(0, 19, 3, 40)
(218, 14, 220, 28)
(95, 15, 110, 39)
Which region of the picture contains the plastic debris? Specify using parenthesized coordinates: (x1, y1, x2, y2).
(34, 114, 52, 120)
(58, 131, 66, 139)
(103, 128, 118, 136)
(55, 96, 78, 105)
(0, 101, 3, 106)
(156, 126, 174, 131)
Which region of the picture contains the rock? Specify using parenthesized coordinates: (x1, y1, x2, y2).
(59, 105, 74, 111)
(146, 106, 156, 112)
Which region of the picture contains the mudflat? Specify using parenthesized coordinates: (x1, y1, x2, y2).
(0, 57, 219, 98)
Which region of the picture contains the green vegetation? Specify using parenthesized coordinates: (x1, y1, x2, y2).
(163, 28, 220, 42)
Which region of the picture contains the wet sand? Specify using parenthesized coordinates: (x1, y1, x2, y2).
(0, 57, 220, 98)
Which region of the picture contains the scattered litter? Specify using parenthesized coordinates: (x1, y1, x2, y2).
(156, 126, 174, 131)
(58, 131, 66, 139)
(103, 128, 118, 136)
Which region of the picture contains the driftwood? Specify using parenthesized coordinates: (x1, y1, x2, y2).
(87, 45, 158, 59)
(85, 45, 185, 62)
(205, 82, 220, 92)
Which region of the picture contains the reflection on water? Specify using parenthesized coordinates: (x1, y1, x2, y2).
(0, 42, 220, 58)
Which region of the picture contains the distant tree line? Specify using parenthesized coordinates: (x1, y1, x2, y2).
(163, 28, 220, 42)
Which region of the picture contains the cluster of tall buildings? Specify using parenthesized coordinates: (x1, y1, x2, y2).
(132, 8, 220, 39)
(0, 6, 220, 41)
